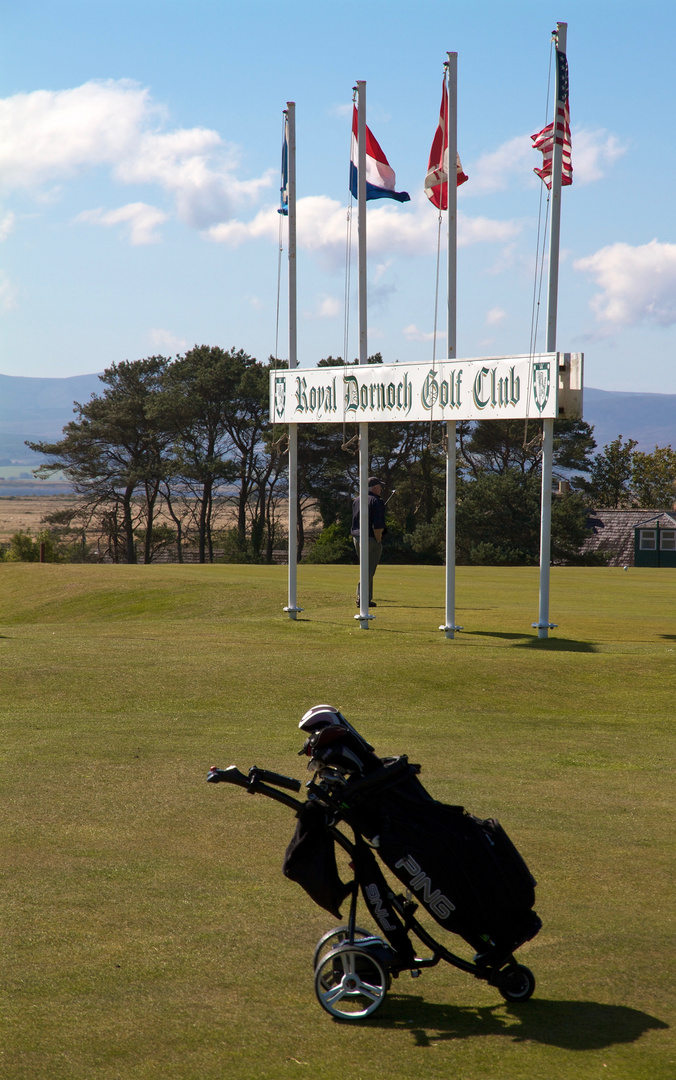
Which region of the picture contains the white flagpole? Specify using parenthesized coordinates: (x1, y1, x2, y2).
(536, 22, 566, 639)
(284, 103, 301, 620)
(355, 81, 372, 630)
(440, 52, 462, 640)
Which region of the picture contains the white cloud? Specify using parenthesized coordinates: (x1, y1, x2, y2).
(484, 242, 519, 277)
(0, 270, 17, 312)
(149, 328, 189, 354)
(0, 81, 153, 188)
(0, 80, 272, 232)
(374, 259, 393, 282)
(486, 307, 507, 326)
(370, 281, 398, 311)
(466, 126, 626, 193)
(575, 239, 676, 327)
(403, 324, 441, 342)
(467, 135, 533, 193)
(0, 211, 16, 240)
(76, 202, 168, 244)
(459, 215, 520, 246)
(206, 194, 521, 266)
(116, 128, 274, 229)
(572, 128, 627, 184)
(304, 294, 341, 320)
(205, 204, 279, 247)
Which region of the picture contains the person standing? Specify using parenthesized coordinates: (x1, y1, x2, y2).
(351, 477, 387, 607)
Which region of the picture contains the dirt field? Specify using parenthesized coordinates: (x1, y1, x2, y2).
(0, 494, 322, 551)
(0, 495, 76, 542)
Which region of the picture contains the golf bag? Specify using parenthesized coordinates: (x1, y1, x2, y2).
(285, 712, 541, 959)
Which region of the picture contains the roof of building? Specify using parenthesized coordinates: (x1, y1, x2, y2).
(581, 509, 676, 566)
(633, 512, 676, 529)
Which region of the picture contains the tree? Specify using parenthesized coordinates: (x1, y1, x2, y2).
(586, 436, 638, 508)
(292, 355, 385, 556)
(29, 357, 170, 563)
(39, 506, 92, 562)
(631, 445, 676, 507)
(407, 470, 595, 566)
(156, 346, 284, 563)
(4, 528, 63, 562)
(458, 418, 596, 482)
(156, 346, 241, 562)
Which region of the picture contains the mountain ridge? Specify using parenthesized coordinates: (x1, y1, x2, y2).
(1, 372, 674, 462)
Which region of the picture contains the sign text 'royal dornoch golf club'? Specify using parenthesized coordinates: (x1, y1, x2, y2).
(270, 353, 583, 424)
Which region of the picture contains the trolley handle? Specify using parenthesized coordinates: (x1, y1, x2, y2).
(206, 765, 301, 794)
(206, 765, 249, 787)
(207, 763, 305, 814)
(248, 767, 301, 793)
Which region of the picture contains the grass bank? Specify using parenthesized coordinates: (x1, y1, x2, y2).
(1, 564, 674, 1079)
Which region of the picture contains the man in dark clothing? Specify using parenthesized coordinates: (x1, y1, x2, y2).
(351, 477, 386, 606)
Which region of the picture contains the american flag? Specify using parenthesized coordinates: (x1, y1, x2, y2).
(531, 49, 572, 188)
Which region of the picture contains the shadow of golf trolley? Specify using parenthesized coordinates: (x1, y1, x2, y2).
(207, 709, 541, 1021)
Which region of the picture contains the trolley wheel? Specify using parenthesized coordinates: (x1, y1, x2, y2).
(313, 926, 371, 970)
(314, 944, 388, 1020)
(496, 964, 536, 1003)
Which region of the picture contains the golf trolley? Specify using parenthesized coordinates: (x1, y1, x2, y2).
(207, 706, 541, 1020)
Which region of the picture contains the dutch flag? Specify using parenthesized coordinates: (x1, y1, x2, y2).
(350, 106, 410, 203)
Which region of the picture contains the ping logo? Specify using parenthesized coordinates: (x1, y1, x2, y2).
(394, 855, 455, 919)
(365, 883, 397, 932)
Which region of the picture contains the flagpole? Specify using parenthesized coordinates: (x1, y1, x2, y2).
(441, 52, 462, 641)
(284, 102, 301, 621)
(536, 22, 566, 640)
(354, 81, 372, 630)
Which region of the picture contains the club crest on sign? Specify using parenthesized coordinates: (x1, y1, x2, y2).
(532, 362, 551, 413)
(274, 376, 286, 418)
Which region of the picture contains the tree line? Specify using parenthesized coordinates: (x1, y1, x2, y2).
(3, 345, 674, 565)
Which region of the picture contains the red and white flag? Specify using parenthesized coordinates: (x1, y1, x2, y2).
(531, 49, 573, 188)
(424, 80, 468, 209)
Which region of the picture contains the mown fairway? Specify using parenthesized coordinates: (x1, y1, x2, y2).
(1, 563, 674, 1080)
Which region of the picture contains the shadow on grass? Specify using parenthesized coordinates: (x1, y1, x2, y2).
(462, 631, 597, 652)
(463, 631, 531, 641)
(660, 634, 676, 640)
(515, 637, 597, 653)
(365, 996, 668, 1050)
(375, 604, 444, 610)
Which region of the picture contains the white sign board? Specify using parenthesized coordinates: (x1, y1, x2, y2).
(270, 353, 583, 425)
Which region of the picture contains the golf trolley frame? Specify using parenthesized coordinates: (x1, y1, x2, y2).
(207, 763, 536, 1020)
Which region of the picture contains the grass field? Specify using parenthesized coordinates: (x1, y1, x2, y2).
(1, 562, 674, 1080)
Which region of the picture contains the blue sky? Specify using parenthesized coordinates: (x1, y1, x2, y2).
(0, 0, 674, 393)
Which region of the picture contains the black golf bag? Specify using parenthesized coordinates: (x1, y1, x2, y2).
(284, 719, 541, 961)
(208, 707, 542, 1018)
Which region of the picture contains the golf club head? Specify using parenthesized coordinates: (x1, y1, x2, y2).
(298, 704, 375, 753)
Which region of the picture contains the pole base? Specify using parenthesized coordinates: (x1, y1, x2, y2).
(354, 612, 375, 623)
(439, 624, 463, 632)
(284, 606, 303, 622)
(531, 622, 557, 629)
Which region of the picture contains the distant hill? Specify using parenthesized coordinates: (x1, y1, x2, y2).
(0, 372, 103, 462)
(583, 387, 676, 452)
(1, 371, 674, 464)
